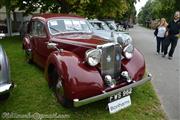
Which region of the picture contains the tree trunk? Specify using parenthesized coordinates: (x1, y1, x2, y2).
(6, 7, 12, 36)
(12, 10, 17, 32)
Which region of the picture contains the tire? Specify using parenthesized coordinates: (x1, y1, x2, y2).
(24, 50, 33, 64)
(0, 92, 10, 101)
(50, 68, 72, 107)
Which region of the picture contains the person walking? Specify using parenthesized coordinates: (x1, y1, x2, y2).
(155, 18, 168, 55)
(163, 11, 180, 60)
(123, 20, 128, 30)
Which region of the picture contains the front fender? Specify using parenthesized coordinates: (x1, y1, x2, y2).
(122, 48, 146, 81)
(45, 50, 104, 100)
(0, 46, 11, 84)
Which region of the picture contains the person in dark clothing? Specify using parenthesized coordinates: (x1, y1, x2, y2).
(123, 21, 128, 30)
(163, 11, 180, 60)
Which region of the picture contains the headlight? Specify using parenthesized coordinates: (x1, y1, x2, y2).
(85, 49, 102, 66)
(123, 44, 134, 59)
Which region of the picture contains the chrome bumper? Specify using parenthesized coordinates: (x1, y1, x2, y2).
(0, 83, 13, 95)
(73, 73, 152, 107)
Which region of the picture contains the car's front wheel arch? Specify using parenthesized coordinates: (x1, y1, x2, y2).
(47, 64, 72, 107)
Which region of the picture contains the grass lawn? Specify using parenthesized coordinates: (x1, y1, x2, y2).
(0, 36, 167, 120)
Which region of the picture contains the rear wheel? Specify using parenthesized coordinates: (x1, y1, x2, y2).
(50, 68, 72, 107)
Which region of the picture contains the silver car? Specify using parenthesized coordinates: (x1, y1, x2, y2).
(0, 45, 13, 100)
(88, 20, 132, 44)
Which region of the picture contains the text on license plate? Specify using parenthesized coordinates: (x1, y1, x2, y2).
(108, 95, 131, 114)
(109, 88, 132, 102)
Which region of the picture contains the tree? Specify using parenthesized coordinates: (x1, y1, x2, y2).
(0, 0, 11, 36)
(18, 0, 138, 20)
(138, 0, 180, 26)
(1, 0, 140, 34)
(0, 0, 19, 35)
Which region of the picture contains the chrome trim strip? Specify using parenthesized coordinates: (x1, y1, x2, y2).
(73, 73, 152, 107)
(97, 42, 118, 48)
(58, 39, 98, 47)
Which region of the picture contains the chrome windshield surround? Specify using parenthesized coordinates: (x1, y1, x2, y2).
(47, 18, 92, 35)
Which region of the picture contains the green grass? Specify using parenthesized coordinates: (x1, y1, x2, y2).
(0, 36, 167, 120)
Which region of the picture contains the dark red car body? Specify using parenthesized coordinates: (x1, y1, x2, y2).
(23, 14, 151, 107)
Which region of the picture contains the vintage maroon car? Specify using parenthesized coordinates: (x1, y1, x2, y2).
(23, 14, 151, 113)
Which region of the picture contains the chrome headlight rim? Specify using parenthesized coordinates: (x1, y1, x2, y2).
(123, 44, 134, 59)
(117, 34, 132, 47)
(85, 49, 102, 66)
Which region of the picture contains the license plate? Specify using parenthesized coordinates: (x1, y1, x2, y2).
(109, 88, 132, 102)
(108, 95, 131, 114)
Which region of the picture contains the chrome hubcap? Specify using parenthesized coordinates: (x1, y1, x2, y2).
(56, 78, 64, 96)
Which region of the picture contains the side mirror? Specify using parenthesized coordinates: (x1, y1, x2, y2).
(47, 42, 58, 49)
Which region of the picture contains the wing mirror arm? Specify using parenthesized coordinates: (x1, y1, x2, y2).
(47, 42, 63, 52)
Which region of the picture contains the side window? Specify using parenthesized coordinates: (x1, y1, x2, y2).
(30, 21, 46, 37)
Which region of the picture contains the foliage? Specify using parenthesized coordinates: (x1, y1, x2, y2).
(138, 0, 180, 25)
(0, 0, 18, 12)
(0, 0, 139, 20)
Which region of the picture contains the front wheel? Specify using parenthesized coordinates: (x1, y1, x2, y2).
(50, 68, 72, 107)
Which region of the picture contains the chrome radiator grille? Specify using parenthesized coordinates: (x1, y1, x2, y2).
(98, 43, 121, 79)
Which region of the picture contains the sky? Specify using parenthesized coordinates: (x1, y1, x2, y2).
(135, 0, 149, 15)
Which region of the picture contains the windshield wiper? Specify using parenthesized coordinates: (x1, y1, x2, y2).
(49, 27, 60, 32)
(68, 26, 80, 31)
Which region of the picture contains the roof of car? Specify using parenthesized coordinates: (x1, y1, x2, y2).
(32, 13, 84, 21)
(88, 20, 104, 23)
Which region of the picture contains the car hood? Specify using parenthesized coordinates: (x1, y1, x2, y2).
(92, 30, 113, 40)
(51, 33, 109, 48)
(92, 30, 132, 43)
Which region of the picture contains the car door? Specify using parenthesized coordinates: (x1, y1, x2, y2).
(30, 20, 51, 67)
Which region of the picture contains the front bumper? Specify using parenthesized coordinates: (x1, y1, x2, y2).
(73, 73, 152, 107)
(0, 83, 13, 95)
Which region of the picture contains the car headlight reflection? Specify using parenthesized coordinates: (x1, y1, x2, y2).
(85, 49, 102, 66)
(123, 44, 134, 59)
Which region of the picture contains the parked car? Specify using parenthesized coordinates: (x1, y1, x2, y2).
(88, 20, 132, 44)
(23, 14, 151, 113)
(88, 19, 115, 40)
(0, 45, 13, 100)
(101, 19, 126, 31)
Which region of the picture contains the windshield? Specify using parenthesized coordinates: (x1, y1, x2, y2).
(106, 21, 117, 31)
(48, 19, 92, 35)
(90, 21, 110, 31)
